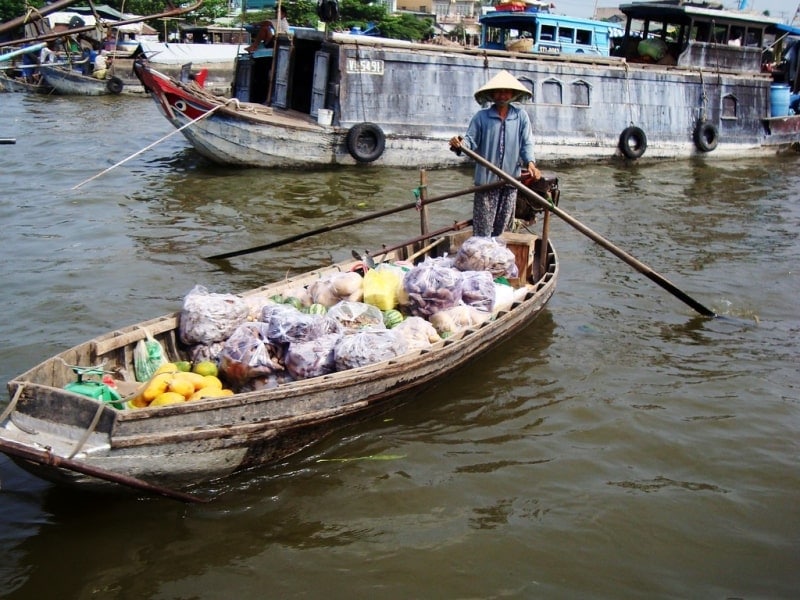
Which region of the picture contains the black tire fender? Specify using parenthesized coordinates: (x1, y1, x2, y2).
(693, 121, 719, 152)
(346, 122, 386, 163)
(106, 76, 124, 95)
(618, 126, 647, 159)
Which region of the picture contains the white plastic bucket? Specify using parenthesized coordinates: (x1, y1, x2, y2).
(317, 109, 333, 126)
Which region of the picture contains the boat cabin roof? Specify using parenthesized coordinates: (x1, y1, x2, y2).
(480, 9, 617, 31)
(619, 0, 782, 29)
(615, 0, 782, 72)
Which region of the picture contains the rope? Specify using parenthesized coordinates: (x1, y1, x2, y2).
(68, 400, 105, 459)
(0, 383, 25, 424)
(623, 61, 634, 125)
(72, 96, 240, 190)
(698, 68, 708, 123)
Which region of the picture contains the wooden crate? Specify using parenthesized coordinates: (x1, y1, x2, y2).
(499, 232, 537, 286)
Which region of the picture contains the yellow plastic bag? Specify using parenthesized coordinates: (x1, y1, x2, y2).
(363, 267, 402, 311)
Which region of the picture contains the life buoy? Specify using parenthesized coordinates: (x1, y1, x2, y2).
(693, 122, 719, 152)
(618, 126, 647, 159)
(346, 122, 385, 163)
(106, 76, 124, 95)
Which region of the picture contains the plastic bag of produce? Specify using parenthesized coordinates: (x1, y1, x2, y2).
(308, 272, 363, 307)
(393, 316, 442, 350)
(460, 270, 496, 312)
(429, 305, 492, 335)
(179, 285, 249, 345)
(188, 341, 225, 365)
(284, 332, 342, 379)
(219, 322, 284, 388)
(453, 237, 518, 279)
(326, 301, 385, 332)
(363, 266, 403, 310)
(260, 302, 301, 324)
(334, 329, 408, 371)
(133, 327, 168, 382)
(494, 281, 515, 313)
(266, 310, 342, 345)
(402, 259, 464, 318)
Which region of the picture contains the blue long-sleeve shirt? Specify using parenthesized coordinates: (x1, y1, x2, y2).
(461, 103, 536, 186)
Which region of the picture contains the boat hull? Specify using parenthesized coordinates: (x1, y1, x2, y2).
(2, 234, 558, 491)
(40, 64, 143, 96)
(135, 29, 800, 169)
(0, 70, 53, 93)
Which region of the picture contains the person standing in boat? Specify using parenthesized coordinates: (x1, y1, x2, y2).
(449, 70, 541, 238)
(93, 50, 112, 79)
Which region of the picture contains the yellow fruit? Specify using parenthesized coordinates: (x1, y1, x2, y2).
(168, 377, 195, 399)
(175, 361, 192, 372)
(154, 362, 179, 376)
(188, 388, 234, 401)
(150, 391, 187, 406)
(143, 373, 173, 401)
(128, 394, 150, 409)
(199, 375, 223, 390)
(192, 361, 218, 377)
(174, 371, 206, 391)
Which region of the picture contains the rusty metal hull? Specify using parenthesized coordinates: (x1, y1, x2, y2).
(2, 238, 558, 492)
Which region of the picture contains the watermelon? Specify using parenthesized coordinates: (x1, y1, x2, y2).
(307, 303, 327, 315)
(283, 296, 304, 310)
(383, 309, 404, 329)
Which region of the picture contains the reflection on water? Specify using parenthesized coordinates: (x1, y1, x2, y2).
(1, 93, 799, 599)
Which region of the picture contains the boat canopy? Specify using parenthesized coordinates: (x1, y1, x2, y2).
(136, 41, 244, 64)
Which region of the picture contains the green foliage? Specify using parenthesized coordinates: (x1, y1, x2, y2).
(339, 0, 387, 24)
(0, 0, 43, 28)
(378, 13, 433, 42)
(192, 0, 230, 23)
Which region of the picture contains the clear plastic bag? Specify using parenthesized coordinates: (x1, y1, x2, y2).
(401, 259, 464, 318)
(460, 270, 496, 312)
(284, 332, 342, 379)
(219, 322, 284, 388)
(179, 285, 249, 345)
(326, 301, 385, 332)
(334, 330, 408, 371)
(393, 316, 442, 350)
(133, 327, 167, 382)
(453, 236, 519, 279)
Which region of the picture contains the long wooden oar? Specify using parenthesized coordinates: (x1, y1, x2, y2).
(0, 437, 209, 503)
(205, 182, 502, 261)
(458, 146, 716, 317)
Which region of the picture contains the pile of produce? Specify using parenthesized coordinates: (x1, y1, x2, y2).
(131, 236, 523, 407)
(127, 360, 234, 409)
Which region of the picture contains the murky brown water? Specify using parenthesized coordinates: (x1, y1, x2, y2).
(1, 93, 798, 599)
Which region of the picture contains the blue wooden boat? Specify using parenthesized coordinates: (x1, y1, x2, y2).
(134, 0, 800, 168)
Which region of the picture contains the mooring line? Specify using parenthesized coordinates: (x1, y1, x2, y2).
(72, 96, 241, 190)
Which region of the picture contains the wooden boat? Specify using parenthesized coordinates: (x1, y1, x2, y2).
(0, 68, 53, 93)
(0, 198, 558, 500)
(38, 63, 140, 96)
(133, 0, 800, 169)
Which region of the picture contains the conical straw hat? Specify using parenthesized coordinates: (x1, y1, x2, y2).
(474, 70, 531, 105)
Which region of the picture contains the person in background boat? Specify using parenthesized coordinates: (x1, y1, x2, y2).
(276, 6, 290, 34)
(246, 7, 289, 52)
(21, 44, 39, 82)
(93, 50, 112, 79)
(39, 41, 58, 65)
(449, 70, 540, 238)
(246, 20, 275, 52)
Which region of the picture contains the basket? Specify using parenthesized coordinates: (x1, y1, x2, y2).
(506, 38, 533, 53)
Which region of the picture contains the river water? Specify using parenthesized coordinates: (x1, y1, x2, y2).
(1, 93, 798, 599)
